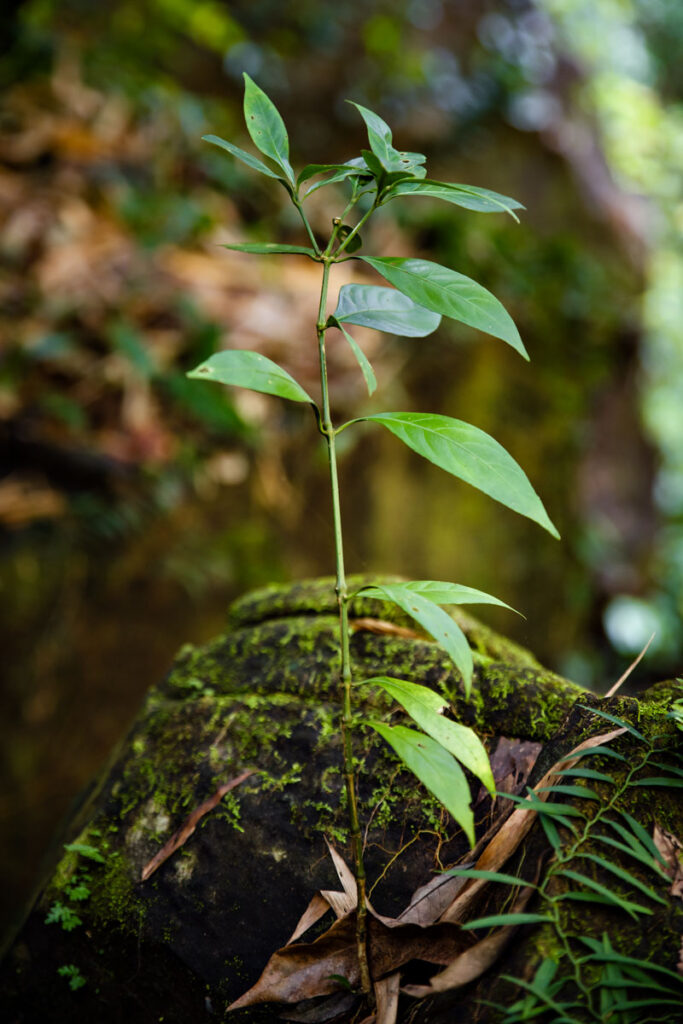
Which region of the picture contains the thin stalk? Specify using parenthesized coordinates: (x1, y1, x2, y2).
(293, 196, 321, 255)
(315, 258, 372, 998)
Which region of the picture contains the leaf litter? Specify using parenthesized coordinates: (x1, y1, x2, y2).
(228, 726, 629, 1017)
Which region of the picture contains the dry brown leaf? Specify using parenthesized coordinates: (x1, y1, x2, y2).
(279, 991, 357, 1022)
(476, 737, 543, 805)
(375, 972, 400, 1024)
(604, 632, 656, 697)
(405, 884, 537, 997)
(392, 872, 472, 928)
(321, 891, 355, 920)
(229, 912, 470, 1009)
(439, 727, 626, 923)
(653, 824, 683, 900)
(140, 770, 254, 882)
(287, 894, 334, 946)
(229, 915, 359, 1010)
(325, 840, 358, 906)
(350, 618, 422, 640)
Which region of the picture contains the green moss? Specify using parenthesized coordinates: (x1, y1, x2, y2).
(88, 848, 146, 933)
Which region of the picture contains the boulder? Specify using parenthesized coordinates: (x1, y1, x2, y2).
(1, 578, 680, 1023)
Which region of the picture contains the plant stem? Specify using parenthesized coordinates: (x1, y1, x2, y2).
(315, 257, 372, 998)
(293, 196, 321, 255)
(334, 194, 377, 256)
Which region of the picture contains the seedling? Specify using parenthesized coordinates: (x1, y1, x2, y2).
(188, 74, 558, 995)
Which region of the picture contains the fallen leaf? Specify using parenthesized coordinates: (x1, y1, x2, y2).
(326, 840, 358, 906)
(229, 915, 359, 1010)
(653, 824, 683, 900)
(404, 880, 540, 998)
(391, 871, 472, 928)
(350, 618, 421, 640)
(279, 991, 358, 1022)
(228, 913, 470, 1009)
(439, 727, 625, 923)
(375, 972, 400, 1024)
(476, 737, 543, 805)
(140, 770, 254, 882)
(287, 894, 334, 946)
(321, 891, 355, 920)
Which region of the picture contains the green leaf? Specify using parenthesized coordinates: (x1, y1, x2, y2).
(576, 705, 646, 742)
(593, 834, 670, 880)
(220, 242, 317, 258)
(349, 102, 427, 176)
(557, 870, 653, 920)
(304, 170, 360, 198)
(461, 913, 551, 930)
(445, 868, 528, 886)
(333, 323, 377, 396)
(364, 412, 559, 538)
(243, 73, 294, 185)
(648, 760, 683, 777)
(368, 722, 475, 844)
(297, 163, 361, 185)
(498, 792, 585, 818)
(187, 351, 314, 404)
(331, 283, 441, 337)
(361, 676, 493, 791)
(383, 179, 524, 221)
(575, 854, 667, 905)
(358, 583, 473, 693)
(64, 842, 105, 864)
(389, 579, 519, 613)
(556, 744, 626, 763)
(360, 256, 528, 359)
(557, 767, 616, 784)
(539, 813, 563, 851)
(537, 784, 602, 801)
(632, 776, 683, 787)
(579, 943, 683, 986)
(202, 134, 283, 180)
(360, 148, 385, 179)
(620, 810, 668, 865)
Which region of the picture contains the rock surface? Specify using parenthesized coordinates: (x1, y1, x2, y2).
(1, 578, 680, 1023)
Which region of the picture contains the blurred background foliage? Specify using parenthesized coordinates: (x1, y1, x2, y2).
(1, 0, 682, 937)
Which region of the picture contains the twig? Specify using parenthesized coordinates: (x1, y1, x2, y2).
(140, 770, 255, 882)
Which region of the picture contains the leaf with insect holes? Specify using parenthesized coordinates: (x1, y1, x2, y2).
(331, 322, 377, 396)
(358, 583, 473, 693)
(383, 180, 524, 221)
(349, 102, 427, 176)
(363, 412, 559, 538)
(330, 284, 441, 337)
(361, 256, 527, 358)
(220, 243, 317, 258)
(188, 351, 314, 405)
(360, 676, 493, 791)
(369, 722, 475, 844)
(243, 74, 294, 185)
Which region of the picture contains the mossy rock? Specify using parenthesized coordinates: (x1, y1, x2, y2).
(0, 578, 679, 1023)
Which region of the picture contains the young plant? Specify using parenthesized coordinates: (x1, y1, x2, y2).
(188, 74, 559, 996)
